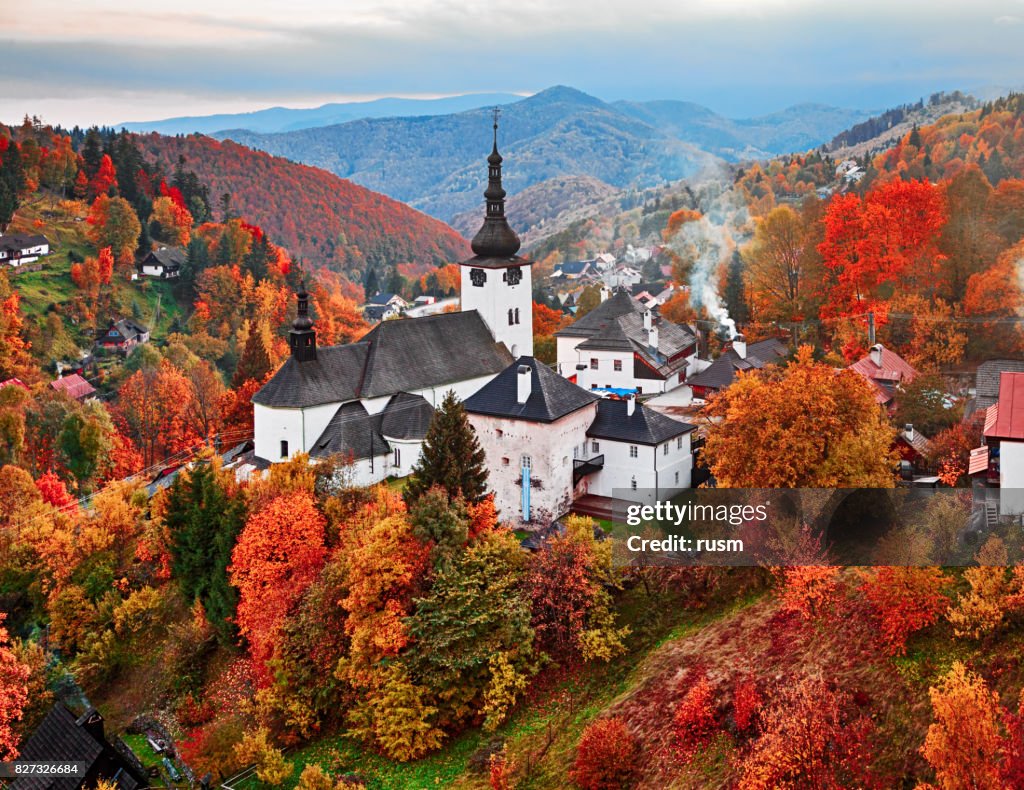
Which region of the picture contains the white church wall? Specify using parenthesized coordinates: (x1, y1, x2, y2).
(585, 432, 692, 504)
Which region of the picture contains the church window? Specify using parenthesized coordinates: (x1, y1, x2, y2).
(280, 440, 289, 459)
(470, 268, 487, 287)
(514, 307, 520, 324)
(394, 447, 401, 467)
(631, 476, 638, 490)
(504, 267, 522, 286)
(521, 455, 532, 469)
(663, 443, 669, 456)
(629, 445, 638, 458)
(675, 471, 680, 484)
(508, 308, 514, 325)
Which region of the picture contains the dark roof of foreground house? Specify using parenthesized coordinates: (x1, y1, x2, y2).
(586, 398, 696, 445)
(687, 337, 789, 391)
(555, 289, 647, 338)
(253, 310, 513, 409)
(311, 401, 389, 461)
(975, 359, 1024, 412)
(465, 356, 599, 423)
(12, 705, 147, 790)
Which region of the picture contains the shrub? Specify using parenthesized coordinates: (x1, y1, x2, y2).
(570, 717, 640, 790)
(673, 673, 718, 760)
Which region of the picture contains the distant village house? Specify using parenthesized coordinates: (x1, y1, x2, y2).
(0, 233, 50, 267)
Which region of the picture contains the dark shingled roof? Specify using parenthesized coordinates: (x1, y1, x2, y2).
(358, 311, 513, 398)
(311, 401, 389, 461)
(555, 289, 642, 338)
(253, 343, 368, 408)
(380, 392, 434, 440)
(254, 310, 513, 409)
(587, 398, 695, 445)
(12, 706, 145, 790)
(141, 246, 185, 268)
(976, 359, 1024, 412)
(687, 338, 789, 391)
(465, 356, 599, 423)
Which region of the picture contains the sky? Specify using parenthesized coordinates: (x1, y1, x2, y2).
(3, 0, 1024, 127)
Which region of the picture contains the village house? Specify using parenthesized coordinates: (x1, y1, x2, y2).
(971, 371, 1024, 516)
(970, 359, 1024, 416)
(0, 232, 50, 267)
(552, 259, 598, 281)
(603, 263, 643, 289)
(11, 705, 149, 790)
(555, 289, 699, 396)
(465, 358, 695, 524)
(136, 245, 184, 278)
(96, 319, 150, 352)
(50, 372, 96, 401)
(847, 342, 919, 411)
(686, 334, 790, 399)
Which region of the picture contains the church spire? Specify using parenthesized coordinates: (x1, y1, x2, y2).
(289, 281, 317, 361)
(470, 108, 521, 259)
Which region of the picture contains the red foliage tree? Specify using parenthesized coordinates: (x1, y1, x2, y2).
(0, 613, 30, 761)
(569, 717, 640, 790)
(88, 154, 118, 199)
(858, 566, 950, 655)
(229, 490, 327, 685)
(34, 470, 75, 510)
(673, 672, 719, 761)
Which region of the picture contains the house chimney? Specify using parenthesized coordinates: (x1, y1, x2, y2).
(517, 364, 532, 404)
(600, 286, 611, 302)
(870, 343, 883, 369)
(905, 423, 914, 441)
(733, 333, 747, 360)
(627, 395, 636, 416)
(648, 324, 659, 352)
(643, 310, 652, 331)
(78, 709, 105, 743)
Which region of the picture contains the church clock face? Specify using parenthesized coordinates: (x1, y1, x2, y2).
(470, 268, 487, 287)
(504, 266, 522, 286)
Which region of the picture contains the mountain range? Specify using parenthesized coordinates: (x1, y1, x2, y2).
(117, 93, 524, 136)
(204, 86, 870, 222)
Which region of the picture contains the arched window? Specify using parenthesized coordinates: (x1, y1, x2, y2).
(514, 307, 520, 324)
(508, 308, 514, 325)
(393, 447, 401, 468)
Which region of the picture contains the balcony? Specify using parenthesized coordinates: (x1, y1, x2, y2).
(573, 454, 604, 485)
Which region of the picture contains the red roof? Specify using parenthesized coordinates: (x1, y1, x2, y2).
(848, 344, 919, 387)
(986, 371, 1024, 440)
(50, 374, 96, 400)
(0, 378, 29, 390)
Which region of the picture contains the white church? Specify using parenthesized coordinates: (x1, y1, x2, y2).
(250, 123, 696, 522)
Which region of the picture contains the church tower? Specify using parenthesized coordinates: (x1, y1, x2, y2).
(460, 111, 533, 358)
(288, 281, 317, 362)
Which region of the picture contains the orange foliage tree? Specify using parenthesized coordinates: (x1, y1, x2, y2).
(673, 672, 719, 761)
(0, 613, 30, 760)
(150, 195, 193, 247)
(86, 195, 142, 267)
(702, 346, 897, 487)
(115, 360, 199, 466)
(569, 717, 640, 790)
(229, 490, 327, 685)
(858, 566, 950, 655)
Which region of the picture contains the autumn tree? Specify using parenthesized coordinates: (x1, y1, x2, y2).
(527, 515, 628, 663)
(165, 457, 247, 642)
(702, 346, 898, 487)
(947, 536, 1013, 640)
(919, 662, 1009, 789)
(735, 676, 874, 789)
(116, 360, 198, 466)
(230, 491, 326, 684)
(232, 323, 274, 389)
(87, 195, 142, 267)
(858, 566, 950, 655)
(569, 717, 640, 790)
(743, 203, 823, 322)
(0, 271, 37, 383)
(963, 239, 1024, 359)
(894, 373, 963, 437)
(149, 195, 193, 247)
(0, 613, 30, 761)
(404, 390, 488, 504)
(673, 672, 718, 761)
(937, 165, 1000, 302)
(406, 529, 537, 731)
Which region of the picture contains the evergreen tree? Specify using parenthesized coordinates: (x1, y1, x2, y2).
(724, 249, 749, 327)
(165, 459, 246, 643)
(244, 233, 271, 280)
(80, 128, 104, 177)
(404, 390, 488, 504)
(181, 237, 210, 294)
(0, 143, 24, 232)
(406, 529, 536, 730)
(408, 486, 470, 565)
(364, 266, 379, 297)
(232, 327, 273, 388)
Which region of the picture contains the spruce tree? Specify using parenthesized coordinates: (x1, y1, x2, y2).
(232, 326, 273, 387)
(165, 459, 246, 643)
(404, 390, 488, 505)
(724, 250, 749, 327)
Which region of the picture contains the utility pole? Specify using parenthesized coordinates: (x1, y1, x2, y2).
(868, 311, 875, 345)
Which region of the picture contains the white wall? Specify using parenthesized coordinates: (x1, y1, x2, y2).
(1000, 440, 1024, 515)
(556, 336, 585, 378)
(460, 264, 533, 358)
(585, 432, 692, 504)
(253, 401, 342, 461)
(469, 403, 597, 526)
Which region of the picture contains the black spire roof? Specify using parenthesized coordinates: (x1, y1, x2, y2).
(465, 110, 531, 269)
(289, 281, 317, 361)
